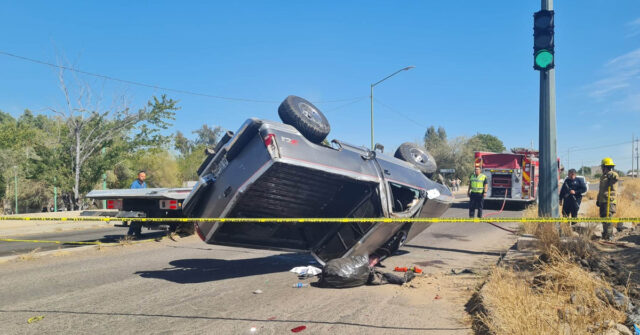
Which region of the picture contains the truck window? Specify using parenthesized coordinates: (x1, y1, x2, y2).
(389, 182, 423, 213)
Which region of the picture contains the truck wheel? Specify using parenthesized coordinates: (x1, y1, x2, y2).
(394, 142, 437, 175)
(278, 95, 330, 144)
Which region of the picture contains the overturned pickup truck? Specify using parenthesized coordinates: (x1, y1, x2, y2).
(183, 95, 453, 264)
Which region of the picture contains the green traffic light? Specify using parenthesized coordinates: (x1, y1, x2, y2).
(535, 50, 554, 69)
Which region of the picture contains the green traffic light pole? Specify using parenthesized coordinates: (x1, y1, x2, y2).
(537, 0, 559, 217)
(370, 66, 415, 149)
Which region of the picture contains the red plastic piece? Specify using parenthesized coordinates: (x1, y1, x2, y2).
(291, 325, 306, 332)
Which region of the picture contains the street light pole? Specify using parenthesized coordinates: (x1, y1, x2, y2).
(370, 66, 415, 149)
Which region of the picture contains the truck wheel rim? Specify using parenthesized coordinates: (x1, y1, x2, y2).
(410, 148, 426, 164)
(298, 102, 323, 125)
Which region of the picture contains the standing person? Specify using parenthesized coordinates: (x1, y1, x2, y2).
(467, 165, 488, 218)
(559, 169, 587, 220)
(596, 158, 618, 240)
(127, 170, 147, 238)
(130, 171, 147, 189)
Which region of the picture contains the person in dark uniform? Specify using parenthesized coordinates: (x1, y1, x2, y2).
(467, 165, 488, 218)
(559, 169, 587, 220)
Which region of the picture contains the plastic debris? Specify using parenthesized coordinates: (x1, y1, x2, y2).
(27, 316, 44, 324)
(267, 316, 277, 321)
(434, 295, 442, 300)
(250, 326, 257, 333)
(289, 266, 322, 278)
(253, 289, 263, 294)
(634, 324, 639, 335)
(292, 283, 309, 288)
(394, 266, 422, 274)
(319, 255, 370, 288)
(291, 325, 307, 332)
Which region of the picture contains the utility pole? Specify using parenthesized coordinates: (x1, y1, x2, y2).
(102, 147, 107, 209)
(534, 0, 559, 217)
(632, 133, 635, 178)
(54, 176, 57, 212)
(14, 166, 18, 214)
(636, 137, 640, 178)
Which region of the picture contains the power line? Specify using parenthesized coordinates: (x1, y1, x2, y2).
(323, 96, 368, 113)
(567, 140, 633, 153)
(0, 50, 366, 104)
(372, 98, 427, 130)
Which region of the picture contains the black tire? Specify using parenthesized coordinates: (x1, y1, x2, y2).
(278, 95, 330, 143)
(394, 142, 437, 175)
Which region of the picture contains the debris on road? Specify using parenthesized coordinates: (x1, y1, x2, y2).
(253, 289, 263, 294)
(27, 316, 44, 324)
(319, 255, 370, 288)
(289, 266, 322, 278)
(394, 266, 423, 274)
(290, 325, 306, 332)
(434, 295, 442, 300)
(451, 268, 475, 275)
(292, 283, 309, 288)
(369, 269, 416, 286)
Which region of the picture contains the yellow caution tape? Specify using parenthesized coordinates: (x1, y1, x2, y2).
(0, 216, 639, 223)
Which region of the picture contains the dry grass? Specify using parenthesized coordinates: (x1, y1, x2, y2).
(479, 252, 626, 335)
(584, 190, 598, 201)
(618, 178, 640, 217)
(117, 236, 134, 246)
(519, 204, 572, 249)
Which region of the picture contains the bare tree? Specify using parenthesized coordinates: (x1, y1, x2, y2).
(50, 68, 177, 209)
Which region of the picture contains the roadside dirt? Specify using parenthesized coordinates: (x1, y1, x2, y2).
(0, 211, 117, 237)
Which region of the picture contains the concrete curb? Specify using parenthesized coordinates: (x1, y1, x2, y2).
(0, 244, 97, 264)
(0, 236, 171, 264)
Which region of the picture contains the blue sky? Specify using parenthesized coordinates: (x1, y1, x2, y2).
(1, 1, 639, 171)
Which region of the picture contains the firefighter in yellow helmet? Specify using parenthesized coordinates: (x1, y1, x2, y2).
(467, 164, 488, 218)
(596, 157, 618, 240)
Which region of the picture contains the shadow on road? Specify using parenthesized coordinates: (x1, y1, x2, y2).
(135, 253, 315, 284)
(404, 244, 503, 257)
(429, 233, 471, 242)
(0, 309, 469, 332)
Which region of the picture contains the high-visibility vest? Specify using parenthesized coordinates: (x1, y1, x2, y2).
(470, 174, 486, 193)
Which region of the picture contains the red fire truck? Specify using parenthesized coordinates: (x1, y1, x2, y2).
(474, 149, 542, 204)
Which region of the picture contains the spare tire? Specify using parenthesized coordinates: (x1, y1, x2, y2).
(278, 95, 330, 143)
(394, 142, 437, 175)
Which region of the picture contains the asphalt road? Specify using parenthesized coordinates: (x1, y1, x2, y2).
(0, 196, 521, 334)
(0, 228, 167, 257)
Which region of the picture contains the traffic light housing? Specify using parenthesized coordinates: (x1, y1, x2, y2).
(533, 10, 555, 71)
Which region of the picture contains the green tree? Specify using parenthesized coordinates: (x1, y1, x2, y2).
(193, 124, 222, 147)
(468, 133, 505, 153)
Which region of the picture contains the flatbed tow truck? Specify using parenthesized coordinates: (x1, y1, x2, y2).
(86, 187, 194, 235)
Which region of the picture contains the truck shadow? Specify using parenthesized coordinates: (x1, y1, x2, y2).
(135, 253, 316, 284)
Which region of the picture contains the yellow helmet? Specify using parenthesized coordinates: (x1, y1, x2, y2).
(601, 157, 615, 166)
